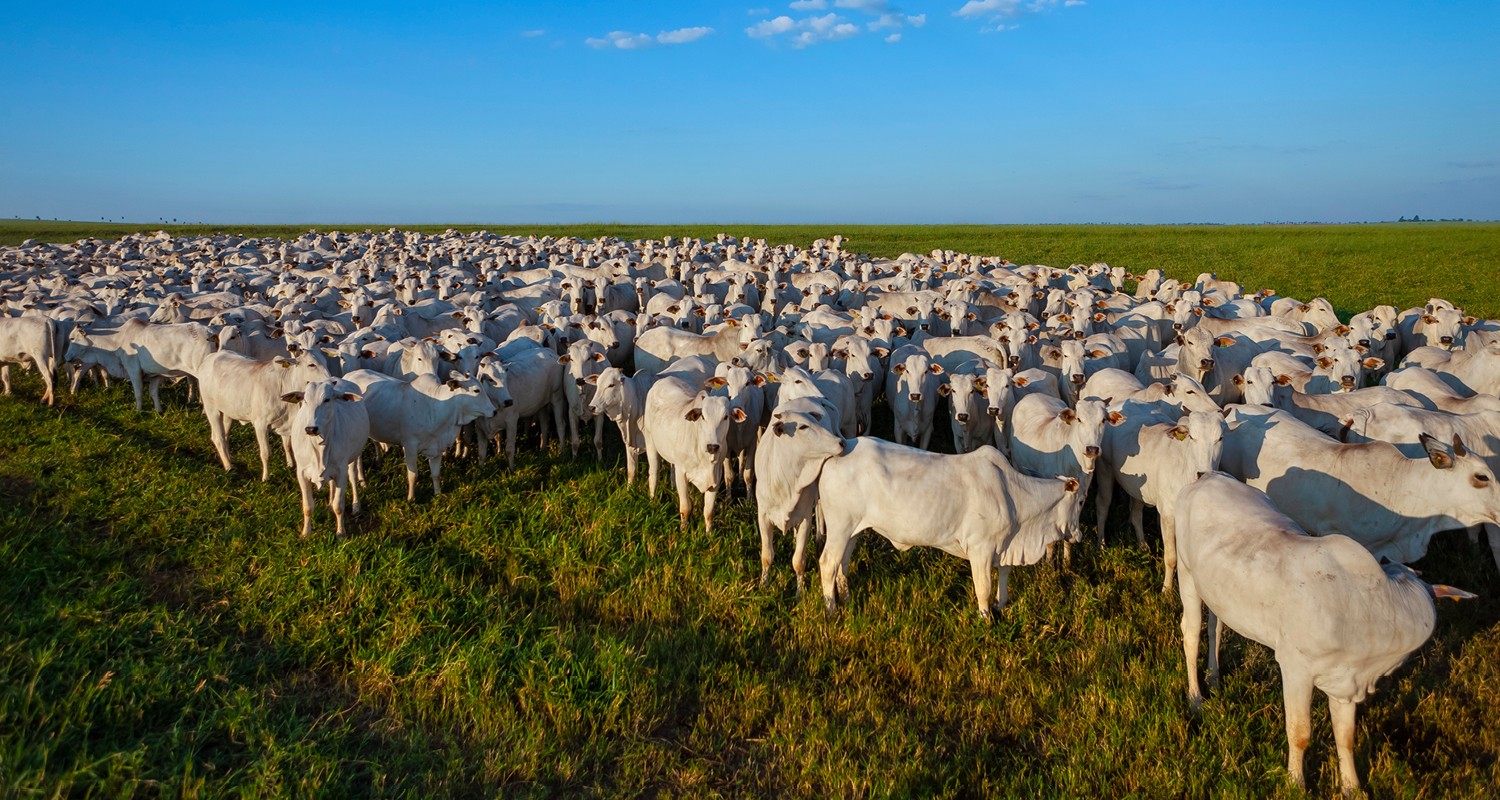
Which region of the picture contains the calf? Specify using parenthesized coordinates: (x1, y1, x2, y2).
(1176, 473, 1474, 796)
(0, 315, 59, 405)
(197, 350, 332, 480)
(345, 370, 496, 500)
(283, 379, 369, 537)
(1095, 407, 1225, 590)
(641, 373, 744, 532)
(754, 396, 846, 591)
(816, 440, 1082, 620)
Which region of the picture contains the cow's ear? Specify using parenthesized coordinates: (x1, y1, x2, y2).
(1089, 349, 1107, 359)
(891, 363, 906, 375)
(684, 407, 703, 421)
(274, 357, 291, 368)
(1215, 336, 1234, 348)
(1421, 432, 1454, 469)
(280, 391, 304, 403)
(1059, 408, 1077, 424)
(771, 421, 786, 436)
(1062, 477, 1080, 493)
(338, 392, 360, 402)
(732, 407, 748, 423)
(1464, 315, 1478, 326)
(1191, 307, 1204, 316)
(1170, 426, 1189, 441)
(557, 354, 570, 364)
(938, 383, 952, 396)
(1232, 374, 1245, 386)
(1453, 433, 1470, 458)
(928, 363, 945, 375)
(1013, 375, 1030, 387)
(1315, 356, 1334, 369)
(585, 374, 600, 385)
(439, 351, 456, 361)
(1334, 325, 1352, 335)
(1312, 343, 1326, 355)
(975, 378, 989, 393)
(1108, 410, 1125, 425)
(1275, 374, 1292, 386)
(1363, 357, 1385, 370)
(592, 352, 606, 362)
(1423, 314, 1439, 324)
(751, 374, 767, 387)
(704, 377, 727, 390)
(725, 318, 739, 327)
(873, 347, 890, 358)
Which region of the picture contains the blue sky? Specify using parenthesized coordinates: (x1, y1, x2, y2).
(3, 1, 1497, 224)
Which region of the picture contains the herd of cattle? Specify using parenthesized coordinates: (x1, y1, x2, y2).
(2, 228, 1497, 794)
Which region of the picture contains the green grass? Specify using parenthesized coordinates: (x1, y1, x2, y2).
(2, 368, 1499, 798)
(5, 219, 1499, 318)
(4, 222, 1500, 796)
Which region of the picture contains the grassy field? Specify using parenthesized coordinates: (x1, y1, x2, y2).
(3, 223, 1500, 797)
(5, 219, 1499, 318)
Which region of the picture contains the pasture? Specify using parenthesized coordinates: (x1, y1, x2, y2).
(3, 223, 1500, 797)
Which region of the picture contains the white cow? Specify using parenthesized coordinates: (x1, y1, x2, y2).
(640, 373, 744, 532)
(345, 370, 496, 500)
(1095, 407, 1225, 590)
(560, 338, 609, 458)
(1221, 407, 1500, 563)
(588, 366, 654, 485)
(886, 346, 944, 449)
(283, 379, 369, 538)
(815, 440, 1082, 620)
(753, 396, 846, 591)
(198, 351, 333, 480)
(117, 318, 219, 412)
(1176, 473, 1474, 796)
(0, 315, 59, 405)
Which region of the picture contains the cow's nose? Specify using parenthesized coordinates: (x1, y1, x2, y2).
(1070, 374, 1085, 385)
(861, 372, 872, 381)
(1084, 445, 1100, 458)
(1172, 322, 1183, 331)
(304, 426, 319, 436)
(575, 378, 586, 387)
(1358, 339, 1371, 348)
(503, 398, 514, 408)
(957, 413, 969, 423)
(1340, 376, 1356, 388)
(705, 443, 720, 454)
(1200, 359, 1215, 371)
(1441, 336, 1454, 344)
(909, 393, 922, 402)
(988, 407, 1001, 418)
(1385, 331, 1397, 340)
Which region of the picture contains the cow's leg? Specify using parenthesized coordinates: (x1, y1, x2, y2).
(1130, 496, 1146, 546)
(1178, 567, 1204, 709)
(993, 565, 1012, 613)
(205, 408, 234, 471)
(918, 424, 932, 451)
(817, 527, 848, 616)
(1280, 664, 1314, 792)
(347, 462, 362, 514)
(1486, 524, 1500, 575)
(474, 425, 490, 464)
(39, 364, 54, 406)
(674, 466, 692, 531)
(1206, 611, 1223, 693)
(67, 364, 83, 395)
(1161, 513, 1179, 593)
(969, 552, 995, 622)
(593, 413, 604, 460)
(836, 536, 856, 602)
(645, 441, 661, 499)
(568, 406, 581, 457)
(1094, 467, 1115, 545)
(702, 485, 718, 534)
(757, 508, 776, 587)
(404, 447, 420, 501)
(0, 364, 10, 396)
(297, 474, 315, 539)
(428, 450, 443, 496)
(505, 416, 518, 470)
(149, 376, 164, 413)
(550, 399, 566, 452)
(791, 517, 813, 595)
(625, 445, 639, 486)
(331, 479, 347, 537)
(253, 423, 273, 482)
(1329, 694, 1361, 797)
(281, 432, 295, 468)
(127, 365, 144, 411)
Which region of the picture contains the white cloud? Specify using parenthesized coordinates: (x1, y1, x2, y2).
(521, 29, 545, 38)
(748, 13, 859, 48)
(955, 0, 1082, 31)
(587, 26, 715, 49)
(587, 31, 656, 49)
(750, 0, 925, 46)
(885, 33, 902, 43)
(747, 15, 799, 38)
(657, 26, 714, 44)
